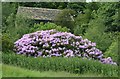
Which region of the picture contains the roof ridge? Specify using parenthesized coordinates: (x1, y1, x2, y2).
(17, 6, 62, 20)
(18, 6, 62, 11)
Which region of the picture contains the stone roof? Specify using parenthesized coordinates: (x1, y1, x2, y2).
(17, 6, 62, 20)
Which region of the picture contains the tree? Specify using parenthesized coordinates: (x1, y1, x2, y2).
(19, 2, 68, 9)
(2, 2, 18, 33)
(84, 17, 113, 52)
(74, 9, 92, 35)
(54, 9, 76, 33)
(96, 3, 120, 32)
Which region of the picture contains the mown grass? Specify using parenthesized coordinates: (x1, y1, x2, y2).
(2, 64, 103, 77)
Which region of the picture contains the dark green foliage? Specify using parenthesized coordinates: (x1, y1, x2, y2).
(2, 53, 118, 77)
(96, 3, 120, 32)
(2, 13, 16, 34)
(83, 3, 119, 52)
(2, 11, 33, 52)
(2, 34, 14, 52)
(73, 3, 99, 36)
(85, 2, 99, 11)
(30, 22, 70, 32)
(2, 3, 18, 52)
(111, 9, 120, 32)
(2, 3, 18, 21)
(2, 14, 33, 39)
(2, 2, 18, 33)
(84, 17, 113, 52)
(67, 2, 86, 12)
(15, 14, 33, 38)
(2, 3, 33, 42)
(105, 40, 118, 62)
(74, 9, 92, 35)
(73, 2, 119, 52)
(54, 9, 76, 33)
(19, 2, 68, 9)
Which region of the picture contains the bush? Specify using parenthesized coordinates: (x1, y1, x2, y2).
(2, 33, 14, 52)
(14, 30, 116, 65)
(2, 53, 118, 77)
(2, 3, 18, 33)
(2, 13, 33, 40)
(15, 14, 33, 38)
(105, 41, 118, 62)
(74, 9, 92, 35)
(54, 9, 76, 33)
(84, 17, 113, 52)
(30, 22, 70, 32)
(74, 24, 88, 36)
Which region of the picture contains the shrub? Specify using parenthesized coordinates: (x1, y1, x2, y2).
(15, 14, 33, 38)
(74, 24, 88, 36)
(54, 9, 76, 33)
(14, 29, 116, 65)
(2, 53, 118, 77)
(2, 3, 18, 32)
(30, 22, 70, 33)
(74, 9, 91, 35)
(2, 33, 14, 52)
(84, 18, 113, 52)
(2, 13, 33, 41)
(105, 41, 118, 62)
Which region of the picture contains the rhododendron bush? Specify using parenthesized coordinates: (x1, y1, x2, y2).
(14, 29, 117, 65)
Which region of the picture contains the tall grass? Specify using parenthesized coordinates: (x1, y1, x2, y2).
(2, 53, 118, 77)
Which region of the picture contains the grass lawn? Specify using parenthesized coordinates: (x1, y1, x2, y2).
(2, 64, 103, 77)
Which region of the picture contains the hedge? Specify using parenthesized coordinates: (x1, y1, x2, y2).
(2, 53, 118, 77)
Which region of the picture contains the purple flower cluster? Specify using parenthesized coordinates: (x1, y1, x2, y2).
(14, 29, 117, 65)
(100, 57, 117, 65)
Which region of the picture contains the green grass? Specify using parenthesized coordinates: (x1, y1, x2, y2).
(2, 64, 103, 77)
(3, 53, 118, 77)
(0, 64, 2, 78)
